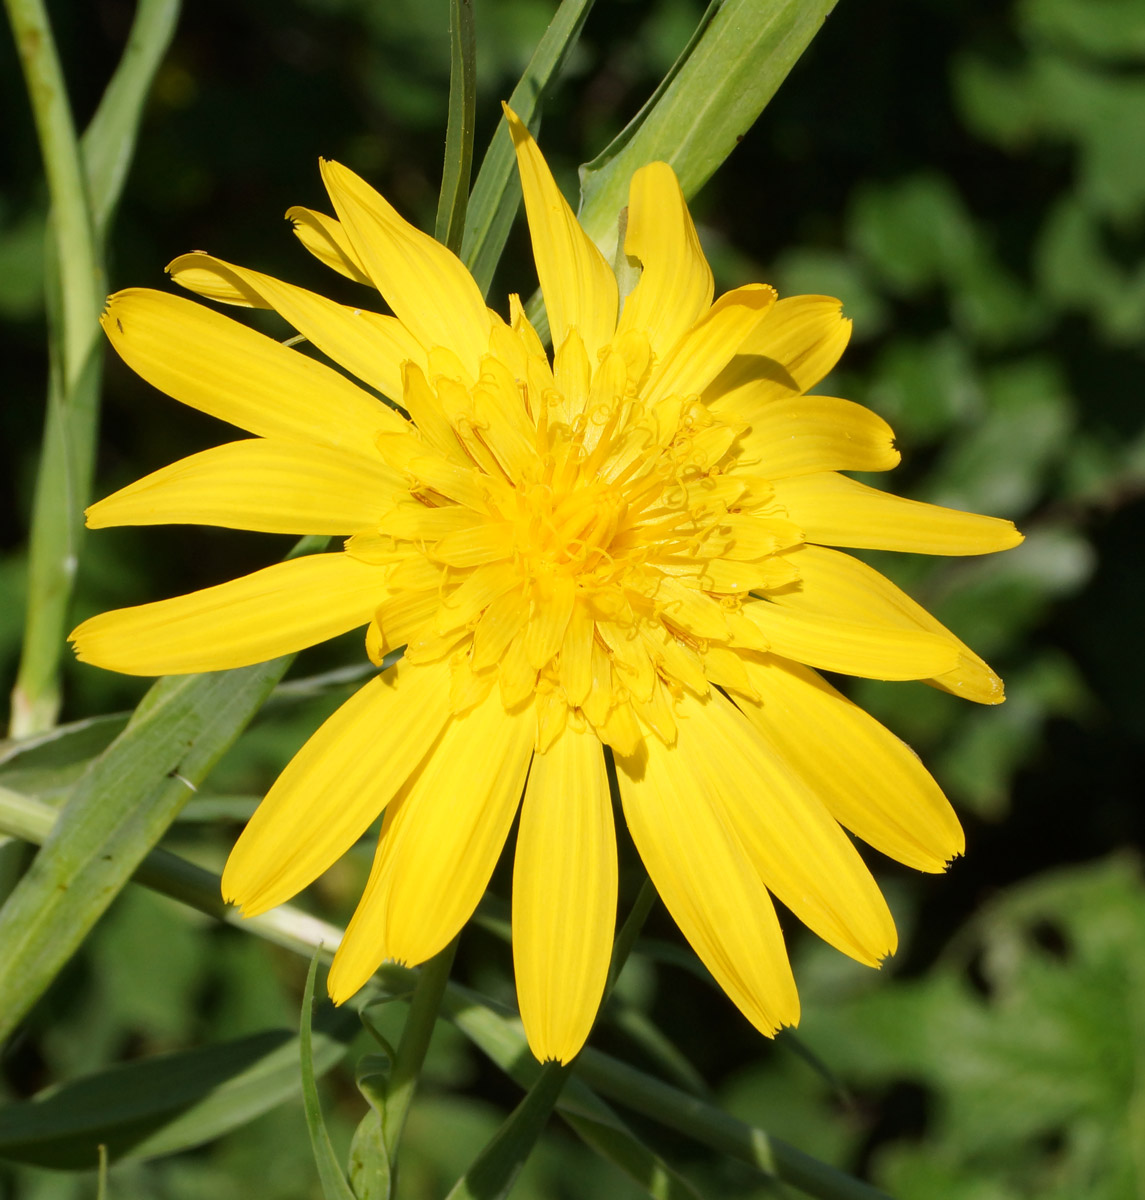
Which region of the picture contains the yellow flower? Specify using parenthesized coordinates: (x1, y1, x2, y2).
(72, 109, 1021, 1064)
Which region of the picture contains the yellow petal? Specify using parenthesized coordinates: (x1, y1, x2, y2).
(524, 573, 576, 669)
(168, 252, 426, 404)
(741, 598, 960, 681)
(286, 205, 372, 285)
(614, 735, 799, 1036)
(771, 545, 1004, 704)
(432, 522, 515, 568)
(102, 290, 402, 449)
(617, 161, 714, 359)
(663, 688, 897, 966)
(436, 564, 516, 634)
(471, 588, 530, 671)
(71, 552, 385, 675)
(504, 105, 618, 363)
(558, 602, 595, 707)
(513, 722, 616, 1063)
(86, 438, 405, 535)
(319, 160, 490, 371)
(327, 688, 534, 998)
(738, 654, 964, 872)
(552, 328, 592, 424)
(643, 285, 776, 406)
(703, 295, 852, 408)
(653, 576, 732, 642)
(376, 588, 438, 652)
(401, 362, 469, 465)
(222, 658, 452, 915)
(771, 472, 1025, 555)
(728, 395, 900, 477)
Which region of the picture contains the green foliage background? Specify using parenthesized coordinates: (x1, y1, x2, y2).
(1, 0, 1144, 1196)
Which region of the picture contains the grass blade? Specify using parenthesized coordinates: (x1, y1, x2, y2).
(301, 953, 359, 1200)
(82, 0, 180, 238)
(0, 1017, 357, 1168)
(461, 0, 595, 293)
(5, 0, 178, 737)
(577, 0, 840, 262)
(444, 1061, 572, 1200)
(435, 0, 477, 255)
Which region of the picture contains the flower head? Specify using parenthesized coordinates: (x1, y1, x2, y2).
(72, 109, 1022, 1063)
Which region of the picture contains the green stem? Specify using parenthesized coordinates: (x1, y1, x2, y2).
(575, 1049, 889, 1200)
(5, 0, 179, 738)
(382, 936, 459, 1163)
(3, 0, 100, 384)
(5, 0, 105, 737)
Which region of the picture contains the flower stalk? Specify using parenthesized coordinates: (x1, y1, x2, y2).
(5, 0, 105, 737)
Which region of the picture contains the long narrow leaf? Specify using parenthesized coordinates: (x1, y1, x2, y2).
(444, 1061, 571, 1200)
(6, 0, 178, 737)
(81, 0, 180, 237)
(0, 1016, 357, 1169)
(0, 655, 295, 1042)
(461, 0, 595, 293)
(577, 1049, 891, 1200)
(301, 954, 359, 1200)
(443, 987, 704, 1200)
(577, 0, 839, 261)
(435, 0, 478, 254)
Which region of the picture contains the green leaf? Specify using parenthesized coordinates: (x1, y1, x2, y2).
(461, 0, 596, 293)
(576, 0, 840, 263)
(576, 1046, 891, 1200)
(442, 985, 706, 1200)
(348, 1052, 394, 1200)
(444, 1061, 571, 1200)
(0, 711, 130, 803)
(0, 1015, 357, 1168)
(8, 0, 178, 738)
(802, 858, 1145, 1199)
(435, 0, 477, 255)
(80, 0, 180, 238)
(0, 656, 295, 1043)
(301, 952, 360, 1200)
